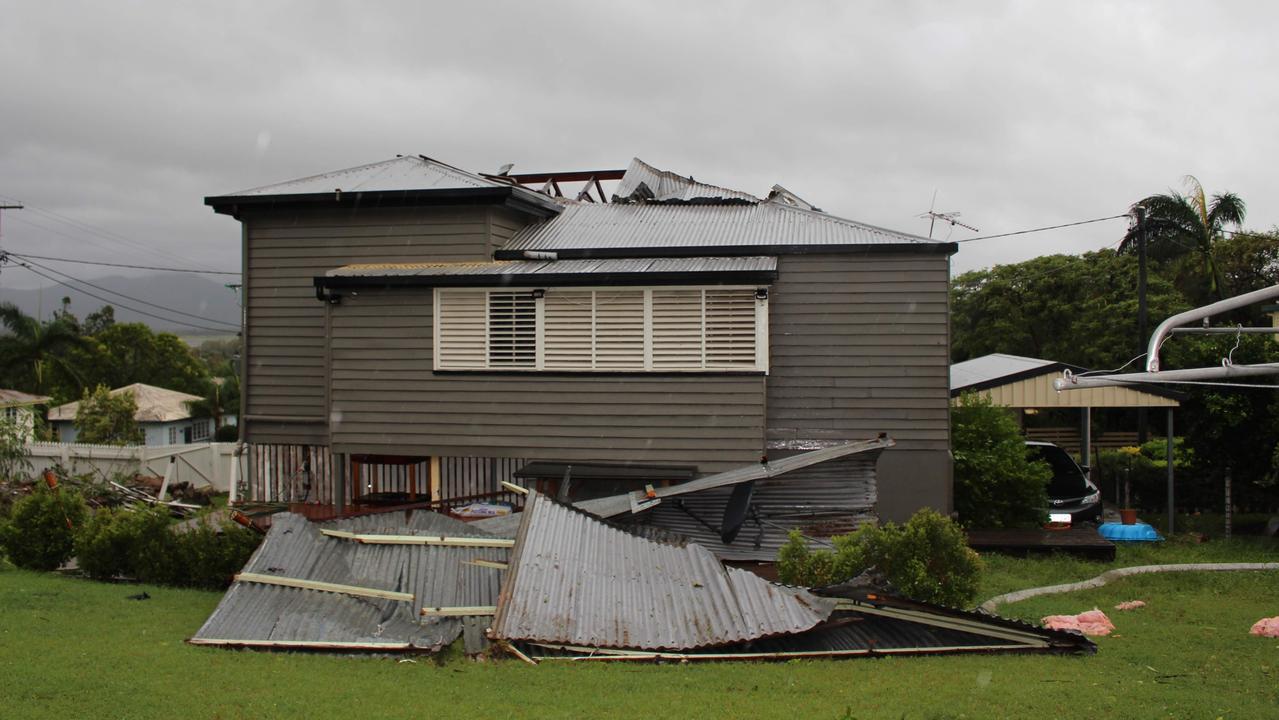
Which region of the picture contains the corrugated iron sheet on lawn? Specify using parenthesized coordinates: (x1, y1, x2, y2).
(191, 511, 508, 653)
(490, 491, 836, 650)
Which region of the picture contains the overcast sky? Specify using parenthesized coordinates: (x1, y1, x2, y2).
(2, 1, 1276, 294)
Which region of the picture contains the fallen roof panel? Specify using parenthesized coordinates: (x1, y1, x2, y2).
(191, 512, 508, 653)
(490, 491, 836, 651)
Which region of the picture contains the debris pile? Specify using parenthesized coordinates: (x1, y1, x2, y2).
(192, 488, 1095, 662)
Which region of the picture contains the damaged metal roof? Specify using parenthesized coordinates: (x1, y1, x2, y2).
(576, 437, 893, 520)
(190, 512, 509, 653)
(631, 453, 881, 561)
(490, 491, 836, 651)
(613, 157, 761, 204)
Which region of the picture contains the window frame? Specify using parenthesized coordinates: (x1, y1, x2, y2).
(433, 285, 769, 374)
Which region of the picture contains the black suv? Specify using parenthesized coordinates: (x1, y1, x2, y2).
(1028, 441, 1103, 525)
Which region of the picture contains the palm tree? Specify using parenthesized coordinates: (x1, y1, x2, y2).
(1121, 176, 1246, 300)
(185, 374, 240, 432)
(0, 302, 88, 395)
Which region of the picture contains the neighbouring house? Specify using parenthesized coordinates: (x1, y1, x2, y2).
(0, 389, 51, 442)
(47, 383, 220, 446)
(207, 156, 956, 521)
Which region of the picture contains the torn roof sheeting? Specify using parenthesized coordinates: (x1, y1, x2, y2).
(191, 512, 508, 652)
(491, 491, 836, 651)
(575, 436, 894, 520)
(612, 157, 761, 204)
(632, 453, 881, 562)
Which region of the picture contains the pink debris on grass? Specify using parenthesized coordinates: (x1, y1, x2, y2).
(1041, 609, 1116, 636)
(1114, 600, 1147, 611)
(1250, 617, 1279, 638)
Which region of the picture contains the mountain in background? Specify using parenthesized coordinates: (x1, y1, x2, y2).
(0, 272, 241, 339)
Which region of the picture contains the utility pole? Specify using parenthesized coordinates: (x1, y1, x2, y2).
(0, 203, 23, 281)
(1136, 205, 1149, 445)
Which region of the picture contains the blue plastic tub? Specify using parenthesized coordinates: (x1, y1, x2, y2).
(1098, 522, 1163, 542)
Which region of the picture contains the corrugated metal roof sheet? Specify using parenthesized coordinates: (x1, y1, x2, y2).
(214, 156, 508, 198)
(576, 437, 893, 520)
(950, 353, 1059, 392)
(325, 256, 778, 279)
(499, 201, 938, 255)
(48, 383, 201, 423)
(191, 512, 508, 653)
(490, 491, 835, 651)
(631, 453, 881, 561)
(613, 158, 760, 203)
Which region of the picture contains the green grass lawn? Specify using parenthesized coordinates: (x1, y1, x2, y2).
(2, 539, 1277, 720)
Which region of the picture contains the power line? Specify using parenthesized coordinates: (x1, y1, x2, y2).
(5, 250, 239, 276)
(11, 263, 237, 334)
(955, 214, 1129, 243)
(14, 256, 239, 329)
(4, 259, 239, 333)
(0, 195, 206, 268)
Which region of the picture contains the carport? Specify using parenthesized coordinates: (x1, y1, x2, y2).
(951, 354, 1181, 530)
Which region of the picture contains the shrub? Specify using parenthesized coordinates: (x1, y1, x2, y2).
(777, 509, 983, 608)
(951, 392, 1052, 528)
(0, 485, 87, 570)
(74, 507, 137, 580)
(74, 505, 261, 588)
(172, 519, 261, 588)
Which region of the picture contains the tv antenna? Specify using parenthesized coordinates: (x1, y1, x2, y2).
(918, 191, 978, 239)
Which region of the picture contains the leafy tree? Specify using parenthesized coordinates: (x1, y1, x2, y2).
(0, 416, 33, 481)
(951, 392, 1051, 528)
(72, 323, 209, 396)
(1121, 176, 1246, 302)
(74, 385, 143, 446)
(83, 305, 116, 336)
(951, 250, 1186, 370)
(194, 336, 240, 377)
(0, 302, 89, 396)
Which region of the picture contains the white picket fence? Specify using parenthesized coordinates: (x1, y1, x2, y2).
(24, 441, 241, 492)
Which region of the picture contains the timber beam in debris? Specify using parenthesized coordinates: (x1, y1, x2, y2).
(320, 529, 515, 547)
(420, 606, 497, 617)
(234, 572, 415, 603)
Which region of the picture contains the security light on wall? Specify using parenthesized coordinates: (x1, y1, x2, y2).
(532, 289, 546, 299)
(755, 288, 768, 300)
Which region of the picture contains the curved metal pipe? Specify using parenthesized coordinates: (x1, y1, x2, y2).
(1146, 284, 1279, 371)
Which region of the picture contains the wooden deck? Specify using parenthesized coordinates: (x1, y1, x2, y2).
(967, 527, 1116, 561)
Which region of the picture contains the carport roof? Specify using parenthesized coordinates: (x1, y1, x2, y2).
(951, 353, 1181, 408)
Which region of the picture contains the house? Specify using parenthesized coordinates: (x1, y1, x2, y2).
(206, 156, 956, 521)
(0, 389, 51, 442)
(47, 383, 215, 446)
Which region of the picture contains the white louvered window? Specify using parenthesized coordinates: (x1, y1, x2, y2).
(434, 286, 767, 372)
(487, 291, 537, 368)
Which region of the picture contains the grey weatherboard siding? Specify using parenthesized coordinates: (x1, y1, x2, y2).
(767, 254, 952, 521)
(241, 205, 505, 445)
(326, 289, 767, 470)
(321, 252, 951, 519)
